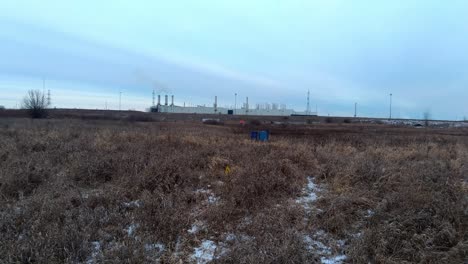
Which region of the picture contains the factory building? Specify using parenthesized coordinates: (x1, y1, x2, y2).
(150, 95, 316, 116)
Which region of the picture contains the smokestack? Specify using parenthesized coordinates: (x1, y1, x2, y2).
(214, 96, 218, 112)
(171, 95, 174, 106)
(157, 95, 161, 106)
(246, 97, 249, 114)
(165, 95, 168, 106)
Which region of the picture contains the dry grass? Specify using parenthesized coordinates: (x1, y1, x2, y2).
(0, 118, 466, 263)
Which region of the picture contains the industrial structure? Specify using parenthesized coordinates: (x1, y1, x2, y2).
(150, 94, 317, 116)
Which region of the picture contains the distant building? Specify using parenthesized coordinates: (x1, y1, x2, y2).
(150, 95, 317, 116)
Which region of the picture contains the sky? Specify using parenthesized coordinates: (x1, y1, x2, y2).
(0, 0, 467, 119)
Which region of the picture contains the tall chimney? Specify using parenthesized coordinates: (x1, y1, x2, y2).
(171, 95, 174, 106)
(165, 95, 168, 106)
(214, 96, 218, 112)
(157, 95, 161, 106)
(246, 97, 249, 114)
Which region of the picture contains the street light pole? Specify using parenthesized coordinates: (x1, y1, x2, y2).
(354, 102, 357, 118)
(389, 93, 392, 119)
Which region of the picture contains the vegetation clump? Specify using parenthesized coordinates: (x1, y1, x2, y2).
(22, 90, 49, 118)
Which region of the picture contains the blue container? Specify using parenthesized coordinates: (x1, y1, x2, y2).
(259, 131, 268, 142)
(250, 131, 258, 140)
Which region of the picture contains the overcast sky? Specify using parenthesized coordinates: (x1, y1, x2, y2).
(1, 1, 467, 119)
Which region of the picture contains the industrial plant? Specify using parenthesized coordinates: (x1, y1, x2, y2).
(150, 93, 317, 116)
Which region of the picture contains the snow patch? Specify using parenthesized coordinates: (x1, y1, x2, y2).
(208, 195, 219, 204)
(321, 254, 347, 264)
(144, 243, 165, 253)
(125, 223, 139, 237)
(86, 241, 101, 264)
(195, 188, 220, 205)
(298, 177, 348, 263)
(191, 240, 217, 264)
(122, 200, 142, 208)
(222, 232, 253, 243)
(188, 220, 207, 235)
(303, 235, 331, 255)
(296, 177, 321, 210)
(365, 209, 374, 218)
(303, 233, 347, 264)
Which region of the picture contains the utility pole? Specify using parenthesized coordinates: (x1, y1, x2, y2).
(390, 93, 392, 119)
(234, 93, 237, 115)
(119, 91, 122, 111)
(354, 102, 357, 118)
(47, 89, 51, 107)
(307, 90, 310, 115)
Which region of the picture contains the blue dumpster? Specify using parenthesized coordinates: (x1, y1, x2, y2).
(259, 130, 268, 142)
(250, 131, 258, 140)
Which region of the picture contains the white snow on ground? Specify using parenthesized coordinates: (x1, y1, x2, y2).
(144, 243, 165, 253)
(296, 177, 321, 211)
(186, 187, 232, 263)
(86, 241, 101, 264)
(303, 233, 347, 264)
(195, 188, 220, 205)
(321, 255, 347, 264)
(122, 200, 142, 208)
(125, 223, 139, 237)
(207, 195, 219, 204)
(298, 177, 348, 264)
(188, 220, 206, 235)
(188, 224, 201, 235)
(191, 240, 217, 264)
(365, 209, 375, 218)
(303, 235, 331, 254)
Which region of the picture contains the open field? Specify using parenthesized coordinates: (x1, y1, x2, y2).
(1, 109, 467, 128)
(0, 117, 467, 263)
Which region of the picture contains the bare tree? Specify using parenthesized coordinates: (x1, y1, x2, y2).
(22, 90, 49, 118)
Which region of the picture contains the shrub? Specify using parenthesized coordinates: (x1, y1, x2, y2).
(22, 90, 49, 118)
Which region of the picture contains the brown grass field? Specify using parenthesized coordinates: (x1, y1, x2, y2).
(0, 116, 467, 263)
